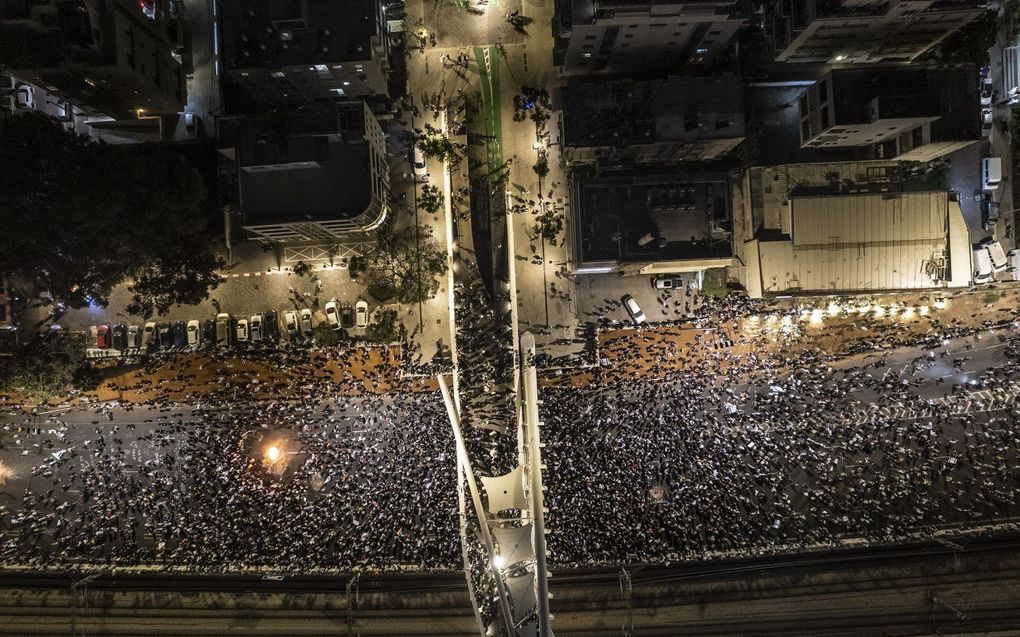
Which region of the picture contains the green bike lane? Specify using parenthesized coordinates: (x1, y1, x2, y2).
(474, 46, 504, 180)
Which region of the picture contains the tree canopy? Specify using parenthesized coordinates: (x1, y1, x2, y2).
(360, 224, 447, 303)
(0, 112, 224, 316)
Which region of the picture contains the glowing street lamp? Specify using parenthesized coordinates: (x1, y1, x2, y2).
(265, 445, 281, 464)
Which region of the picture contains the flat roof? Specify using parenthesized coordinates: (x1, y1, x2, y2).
(574, 169, 732, 264)
(562, 75, 744, 148)
(220, 0, 378, 70)
(754, 191, 965, 293)
(829, 65, 980, 141)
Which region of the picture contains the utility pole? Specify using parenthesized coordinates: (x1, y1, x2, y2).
(346, 573, 361, 637)
(619, 567, 635, 637)
(70, 572, 99, 636)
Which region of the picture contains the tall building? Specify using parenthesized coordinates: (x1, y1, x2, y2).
(217, 101, 390, 242)
(769, 0, 984, 65)
(552, 0, 746, 74)
(797, 65, 980, 161)
(0, 0, 186, 117)
(219, 0, 390, 107)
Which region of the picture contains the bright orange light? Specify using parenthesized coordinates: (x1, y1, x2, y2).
(265, 445, 281, 463)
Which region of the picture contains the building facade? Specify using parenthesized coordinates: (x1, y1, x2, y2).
(553, 0, 746, 74)
(219, 0, 389, 107)
(770, 0, 984, 65)
(0, 0, 186, 117)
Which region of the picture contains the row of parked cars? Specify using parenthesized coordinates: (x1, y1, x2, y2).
(90, 300, 370, 350)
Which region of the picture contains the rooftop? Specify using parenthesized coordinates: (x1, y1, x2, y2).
(220, 0, 378, 70)
(562, 75, 744, 149)
(828, 65, 980, 141)
(219, 104, 372, 225)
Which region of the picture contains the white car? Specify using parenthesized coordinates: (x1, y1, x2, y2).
(622, 294, 646, 325)
(982, 109, 993, 137)
(299, 308, 313, 335)
(187, 320, 201, 346)
(412, 146, 428, 181)
(325, 300, 341, 330)
(355, 300, 369, 328)
(89, 325, 98, 345)
(184, 111, 196, 133)
(127, 324, 140, 348)
(235, 318, 249, 342)
(249, 314, 263, 341)
(14, 84, 33, 110)
(284, 310, 298, 336)
(143, 322, 156, 345)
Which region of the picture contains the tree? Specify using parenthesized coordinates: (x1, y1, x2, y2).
(365, 308, 405, 343)
(360, 224, 448, 303)
(292, 260, 312, 277)
(419, 183, 443, 215)
(532, 209, 564, 246)
(312, 322, 347, 347)
(0, 332, 97, 402)
(532, 151, 550, 178)
(512, 86, 552, 130)
(416, 123, 462, 165)
(0, 113, 222, 312)
(125, 251, 225, 319)
(348, 255, 368, 280)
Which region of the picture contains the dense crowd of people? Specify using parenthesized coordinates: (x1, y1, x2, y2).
(1, 395, 460, 571)
(2, 274, 1020, 585)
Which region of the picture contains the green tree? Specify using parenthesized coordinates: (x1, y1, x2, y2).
(0, 332, 97, 402)
(362, 224, 448, 303)
(512, 86, 552, 129)
(365, 308, 405, 343)
(419, 183, 443, 214)
(292, 260, 312, 277)
(126, 251, 225, 319)
(532, 209, 564, 246)
(416, 123, 462, 165)
(0, 113, 223, 312)
(532, 151, 549, 178)
(312, 322, 347, 347)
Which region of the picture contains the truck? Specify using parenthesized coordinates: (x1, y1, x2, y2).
(981, 237, 1008, 272)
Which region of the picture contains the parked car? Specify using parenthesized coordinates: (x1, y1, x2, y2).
(112, 323, 127, 350)
(187, 320, 201, 346)
(96, 325, 110, 349)
(173, 321, 187, 347)
(341, 303, 355, 328)
(127, 324, 141, 349)
(143, 322, 156, 346)
(158, 322, 173, 348)
(89, 325, 98, 344)
(184, 111, 196, 133)
(235, 318, 249, 342)
(14, 84, 33, 110)
(325, 300, 341, 330)
(249, 314, 263, 341)
(202, 319, 216, 343)
(355, 300, 369, 328)
(215, 313, 233, 345)
(299, 309, 314, 335)
(411, 146, 428, 181)
(652, 275, 683, 290)
(982, 109, 993, 137)
(622, 294, 646, 325)
(284, 310, 299, 337)
(265, 310, 280, 341)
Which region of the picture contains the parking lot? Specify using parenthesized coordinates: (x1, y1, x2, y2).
(573, 271, 706, 325)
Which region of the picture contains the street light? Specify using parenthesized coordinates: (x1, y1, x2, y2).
(265, 445, 281, 464)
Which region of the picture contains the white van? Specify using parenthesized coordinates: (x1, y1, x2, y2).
(973, 247, 993, 284)
(981, 237, 1008, 272)
(982, 157, 1002, 190)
